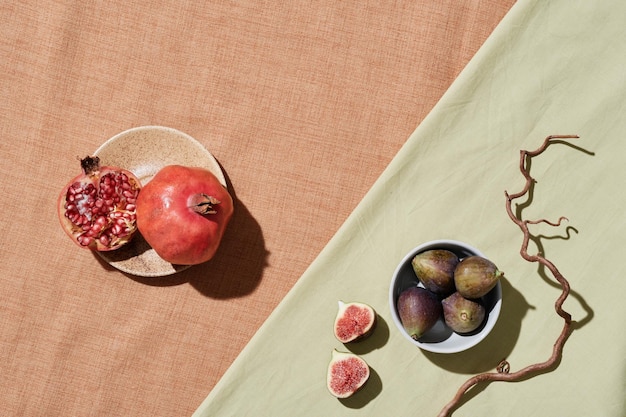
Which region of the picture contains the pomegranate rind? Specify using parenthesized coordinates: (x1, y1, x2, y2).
(135, 165, 234, 265)
(326, 349, 370, 398)
(58, 158, 141, 252)
(333, 301, 377, 343)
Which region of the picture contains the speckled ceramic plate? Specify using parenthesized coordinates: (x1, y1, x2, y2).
(93, 126, 227, 277)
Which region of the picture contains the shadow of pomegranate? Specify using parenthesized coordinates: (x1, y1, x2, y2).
(95, 168, 269, 298)
(185, 194, 268, 298)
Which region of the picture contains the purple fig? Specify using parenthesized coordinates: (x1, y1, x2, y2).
(454, 256, 503, 299)
(326, 349, 370, 398)
(333, 301, 377, 343)
(442, 292, 486, 334)
(411, 249, 459, 296)
(396, 287, 442, 340)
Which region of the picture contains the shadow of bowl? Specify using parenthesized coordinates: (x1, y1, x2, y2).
(422, 277, 531, 374)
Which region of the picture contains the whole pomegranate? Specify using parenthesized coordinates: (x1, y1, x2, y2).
(58, 156, 142, 251)
(136, 165, 234, 265)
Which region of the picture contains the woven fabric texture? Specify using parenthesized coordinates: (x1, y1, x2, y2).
(1, 1, 514, 415)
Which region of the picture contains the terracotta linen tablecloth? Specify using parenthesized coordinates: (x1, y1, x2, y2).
(193, 1, 626, 416)
(1, 1, 516, 416)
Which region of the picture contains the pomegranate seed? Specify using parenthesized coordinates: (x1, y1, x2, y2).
(77, 235, 93, 246)
(98, 234, 111, 246)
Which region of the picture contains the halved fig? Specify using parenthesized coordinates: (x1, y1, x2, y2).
(326, 349, 370, 398)
(333, 301, 377, 343)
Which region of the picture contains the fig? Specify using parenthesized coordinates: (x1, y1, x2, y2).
(333, 301, 377, 343)
(326, 349, 370, 398)
(442, 292, 486, 334)
(396, 287, 442, 340)
(411, 249, 459, 296)
(454, 256, 503, 299)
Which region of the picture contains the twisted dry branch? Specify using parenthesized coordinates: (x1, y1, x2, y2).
(436, 135, 579, 417)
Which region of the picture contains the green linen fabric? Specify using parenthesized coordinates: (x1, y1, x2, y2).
(194, 1, 626, 416)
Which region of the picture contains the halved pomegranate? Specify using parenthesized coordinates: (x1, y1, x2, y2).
(58, 156, 141, 251)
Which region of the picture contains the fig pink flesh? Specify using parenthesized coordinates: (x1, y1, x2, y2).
(335, 304, 373, 342)
(328, 355, 369, 397)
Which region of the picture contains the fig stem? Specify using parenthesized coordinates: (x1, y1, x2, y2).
(189, 193, 221, 215)
(437, 135, 579, 417)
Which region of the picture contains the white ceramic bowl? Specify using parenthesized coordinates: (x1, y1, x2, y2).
(389, 240, 502, 353)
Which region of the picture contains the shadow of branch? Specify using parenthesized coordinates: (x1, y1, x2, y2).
(529, 231, 594, 329)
